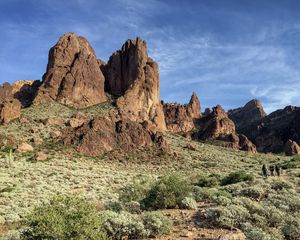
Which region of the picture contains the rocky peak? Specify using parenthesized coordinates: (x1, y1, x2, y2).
(163, 93, 201, 133)
(189, 92, 201, 119)
(33, 32, 107, 109)
(105, 37, 166, 131)
(228, 99, 266, 131)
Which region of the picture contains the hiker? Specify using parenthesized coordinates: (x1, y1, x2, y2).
(262, 164, 268, 178)
(269, 165, 275, 176)
(275, 165, 281, 176)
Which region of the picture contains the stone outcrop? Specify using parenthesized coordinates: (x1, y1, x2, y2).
(62, 116, 170, 157)
(104, 38, 166, 131)
(0, 80, 40, 107)
(284, 139, 300, 156)
(34, 33, 107, 109)
(0, 99, 21, 124)
(163, 92, 201, 133)
(228, 99, 266, 135)
(194, 105, 256, 153)
(250, 106, 300, 153)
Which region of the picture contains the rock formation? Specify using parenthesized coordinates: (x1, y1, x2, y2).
(62, 116, 170, 157)
(251, 106, 300, 153)
(228, 99, 266, 135)
(104, 38, 166, 131)
(163, 92, 201, 133)
(0, 99, 21, 124)
(34, 33, 107, 109)
(284, 139, 300, 156)
(194, 105, 256, 153)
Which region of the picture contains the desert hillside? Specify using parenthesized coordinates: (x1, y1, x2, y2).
(0, 33, 299, 240)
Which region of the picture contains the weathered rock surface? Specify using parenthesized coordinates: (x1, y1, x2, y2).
(34, 152, 48, 161)
(104, 38, 166, 131)
(0, 80, 40, 108)
(228, 99, 266, 135)
(251, 106, 300, 153)
(194, 105, 256, 153)
(0, 99, 21, 124)
(62, 116, 170, 157)
(34, 33, 107, 108)
(17, 143, 34, 152)
(284, 139, 300, 156)
(163, 93, 201, 133)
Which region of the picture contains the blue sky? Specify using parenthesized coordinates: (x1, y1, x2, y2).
(1, 0, 300, 113)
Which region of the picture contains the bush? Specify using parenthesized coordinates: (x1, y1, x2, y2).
(142, 211, 172, 236)
(221, 171, 254, 186)
(271, 180, 294, 191)
(282, 215, 300, 240)
(193, 186, 231, 202)
(196, 174, 220, 187)
(100, 211, 147, 239)
(142, 174, 192, 209)
(106, 200, 141, 214)
(21, 196, 108, 240)
(119, 181, 150, 203)
(207, 204, 250, 228)
(179, 197, 197, 209)
(281, 156, 300, 169)
(239, 185, 265, 200)
(100, 210, 172, 239)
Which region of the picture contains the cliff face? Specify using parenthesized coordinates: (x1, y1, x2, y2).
(228, 99, 266, 136)
(163, 92, 201, 133)
(104, 38, 166, 131)
(34, 33, 107, 109)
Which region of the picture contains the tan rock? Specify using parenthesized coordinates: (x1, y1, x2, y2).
(32, 136, 43, 145)
(18, 143, 34, 152)
(34, 33, 107, 109)
(68, 118, 85, 128)
(0, 99, 21, 124)
(284, 139, 300, 156)
(43, 117, 65, 126)
(50, 130, 62, 139)
(34, 152, 48, 161)
(105, 38, 166, 131)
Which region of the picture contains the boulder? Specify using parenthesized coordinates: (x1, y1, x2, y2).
(43, 117, 65, 126)
(34, 152, 48, 161)
(0, 80, 40, 108)
(105, 38, 166, 131)
(68, 118, 85, 128)
(34, 33, 107, 109)
(0, 99, 21, 124)
(18, 143, 34, 152)
(32, 136, 43, 146)
(194, 105, 256, 153)
(50, 130, 62, 139)
(284, 139, 300, 156)
(163, 93, 201, 133)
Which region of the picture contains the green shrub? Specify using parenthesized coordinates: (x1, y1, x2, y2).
(196, 174, 220, 187)
(282, 215, 300, 240)
(21, 196, 108, 240)
(193, 187, 231, 202)
(119, 181, 150, 203)
(100, 211, 147, 239)
(100, 210, 172, 239)
(239, 185, 265, 200)
(271, 180, 294, 191)
(142, 174, 192, 209)
(263, 205, 285, 227)
(207, 204, 250, 228)
(179, 197, 197, 209)
(142, 211, 172, 236)
(281, 156, 300, 169)
(106, 200, 141, 214)
(221, 171, 254, 186)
